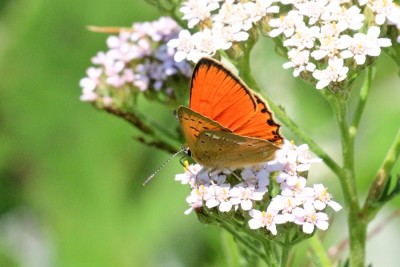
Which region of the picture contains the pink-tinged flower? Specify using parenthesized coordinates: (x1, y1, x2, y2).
(79, 67, 102, 101)
(205, 184, 233, 212)
(294, 202, 330, 234)
(239, 167, 270, 188)
(185, 186, 209, 214)
(230, 185, 267, 211)
(280, 176, 308, 199)
(311, 184, 342, 211)
(270, 195, 302, 223)
(248, 209, 284, 235)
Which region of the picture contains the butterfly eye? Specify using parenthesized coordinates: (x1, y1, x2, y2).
(183, 147, 191, 157)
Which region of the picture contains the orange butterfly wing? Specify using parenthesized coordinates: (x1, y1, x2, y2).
(190, 58, 282, 144)
(234, 94, 282, 144)
(189, 58, 257, 131)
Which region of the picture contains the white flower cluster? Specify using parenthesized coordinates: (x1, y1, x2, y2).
(80, 17, 192, 104)
(273, 0, 398, 89)
(169, 0, 399, 89)
(175, 141, 342, 235)
(168, 0, 279, 62)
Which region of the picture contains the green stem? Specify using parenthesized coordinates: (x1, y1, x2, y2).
(221, 230, 242, 267)
(217, 219, 269, 264)
(280, 229, 291, 267)
(350, 66, 374, 134)
(264, 240, 279, 267)
(330, 91, 366, 267)
(364, 129, 400, 221)
(308, 235, 332, 267)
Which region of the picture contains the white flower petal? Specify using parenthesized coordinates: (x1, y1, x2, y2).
(303, 222, 315, 234)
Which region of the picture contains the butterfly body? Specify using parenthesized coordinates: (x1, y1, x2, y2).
(178, 58, 283, 170)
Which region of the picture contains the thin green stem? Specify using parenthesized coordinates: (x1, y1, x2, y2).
(216, 218, 269, 264)
(350, 66, 374, 135)
(330, 91, 366, 267)
(264, 240, 279, 267)
(280, 229, 291, 267)
(364, 129, 400, 221)
(221, 230, 242, 267)
(308, 235, 332, 267)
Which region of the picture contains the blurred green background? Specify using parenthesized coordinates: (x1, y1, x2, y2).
(0, 0, 399, 266)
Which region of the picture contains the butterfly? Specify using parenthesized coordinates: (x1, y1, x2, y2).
(177, 57, 283, 170)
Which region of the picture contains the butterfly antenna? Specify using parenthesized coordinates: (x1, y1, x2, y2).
(143, 148, 186, 186)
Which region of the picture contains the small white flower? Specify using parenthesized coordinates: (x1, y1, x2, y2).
(230, 185, 266, 210)
(243, 0, 278, 23)
(213, 23, 249, 44)
(311, 35, 342, 60)
(280, 176, 308, 198)
(387, 5, 400, 27)
(180, 0, 220, 28)
(214, 2, 253, 31)
(270, 195, 302, 223)
(283, 25, 319, 50)
(283, 49, 316, 77)
(313, 57, 349, 89)
(205, 184, 233, 212)
(295, 202, 329, 234)
(185, 186, 209, 214)
(321, 4, 364, 31)
(312, 184, 342, 211)
(248, 209, 283, 235)
(167, 30, 196, 62)
(358, 0, 368, 6)
(369, 0, 395, 25)
(256, 168, 270, 188)
(240, 168, 259, 186)
(175, 163, 203, 186)
(269, 11, 304, 37)
(269, 141, 320, 180)
(79, 67, 103, 101)
(296, 0, 328, 25)
(188, 28, 232, 62)
(340, 26, 392, 65)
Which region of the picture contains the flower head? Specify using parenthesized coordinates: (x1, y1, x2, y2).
(175, 140, 341, 236)
(313, 57, 349, 89)
(80, 17, 192, 104)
